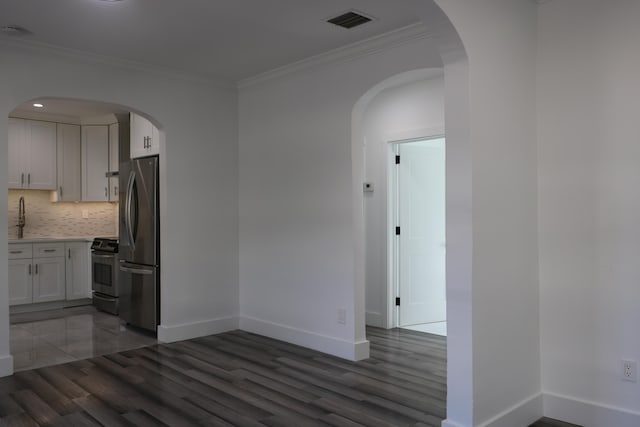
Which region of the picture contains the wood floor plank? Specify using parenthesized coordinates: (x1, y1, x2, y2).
(0, 394, 25, 418)
(0, 412, 39, 427)
(121, 409, 170, 427)
(11, 389, 60, 426)
(14, 370, 80, 416)
(46, 411, 102, 427)
(72, 395, 133, 427)
(184, 393, 267, 427)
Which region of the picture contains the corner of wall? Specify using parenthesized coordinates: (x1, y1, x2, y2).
(477, 393, 543, 427)
(0, 354, 13, 378)
(239, 315, 370, 361)
(157, 316, 239, 343)
(544, 392, 640, 427)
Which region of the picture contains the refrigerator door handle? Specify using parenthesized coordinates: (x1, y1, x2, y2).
(119, 261, 154, 275)
(125, 171, 136, 252)
(120, 266, 154, 275)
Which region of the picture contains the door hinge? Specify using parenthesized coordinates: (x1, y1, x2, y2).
(395, 226, 401, 235)
(396, 297, 401, 306)
(395, 155, 400, 164)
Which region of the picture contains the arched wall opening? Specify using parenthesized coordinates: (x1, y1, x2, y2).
(347, 3, 472, 424)
(354, 68, 445, 330)
(352, 59, 471, 427)
(0, 43, 240, 380)
(5, 95, 164, 368)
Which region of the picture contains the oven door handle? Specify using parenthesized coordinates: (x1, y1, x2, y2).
(92, 253, 117, 259)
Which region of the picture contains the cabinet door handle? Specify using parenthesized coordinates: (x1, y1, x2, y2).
(28, 173, 30, 185)
(43, 249, 56, 253)
(68, 248, 71, 259)
(9, 250, 23, 254)
(35, 264, 38, 275)
(21, 173, 24, 186)
(114, 186, 118, 196)
(28, 264, 31, 275)
(105, 187, 108, 197)
(60, 186, 63, 199)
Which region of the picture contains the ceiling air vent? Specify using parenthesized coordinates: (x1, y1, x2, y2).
(327, 11, 373, 29)
(0, 25, 32, 36)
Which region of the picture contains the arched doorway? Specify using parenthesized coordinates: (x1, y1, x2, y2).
(350, 5, 471, 424)
(6, 97, 161, 372)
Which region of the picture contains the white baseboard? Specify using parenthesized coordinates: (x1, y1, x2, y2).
(544, 392, 640, 427)
(0, 354, 14, 378)
(477, 392, 543, 427)
(157, 316, 238, 343)
(365, 311, 384, 328)
(239, 316, 370, 361)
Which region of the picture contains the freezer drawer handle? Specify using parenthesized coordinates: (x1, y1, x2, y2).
(120, 265, 153, 275)
(93, 294, 117, 302)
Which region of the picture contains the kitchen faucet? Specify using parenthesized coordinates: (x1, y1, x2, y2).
(17, 196, 25, 239)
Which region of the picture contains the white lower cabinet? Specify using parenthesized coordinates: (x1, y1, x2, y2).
(65, 242, 91, 300)
(32, 256, 66, 303)
(8, 241, 91, 306)
(8, 258, 33, 306)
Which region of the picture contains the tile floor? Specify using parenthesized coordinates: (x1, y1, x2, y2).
(10, 305, 157, 372)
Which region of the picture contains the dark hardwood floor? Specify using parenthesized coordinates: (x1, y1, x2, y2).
(529, 418, 582, 427)
(0, 327, 447, 426)
(0, 325, 579, 426)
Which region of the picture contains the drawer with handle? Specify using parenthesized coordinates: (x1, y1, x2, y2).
(8, 244, 32, 259)
(33, 242, 65, 258)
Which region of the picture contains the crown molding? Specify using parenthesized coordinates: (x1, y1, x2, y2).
(0, 37, 236, 90)
(237, 23, 432, 89)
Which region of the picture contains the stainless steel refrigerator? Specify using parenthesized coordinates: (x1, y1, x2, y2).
(119, 155, 159, 333)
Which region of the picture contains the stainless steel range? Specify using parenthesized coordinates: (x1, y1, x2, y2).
(91, 237, 120, 314)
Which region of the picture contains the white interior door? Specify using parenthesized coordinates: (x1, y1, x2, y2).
(397, 138, 446, 326)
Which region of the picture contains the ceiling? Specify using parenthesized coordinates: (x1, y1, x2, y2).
(0, 0, 423, 83)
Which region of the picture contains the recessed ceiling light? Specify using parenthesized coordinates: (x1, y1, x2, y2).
(33, 103, 44, 108)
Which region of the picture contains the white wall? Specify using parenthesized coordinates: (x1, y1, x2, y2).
(0, 40, 239, 375)
(538, 1, 640, 425)
(0, 2, 545, 425)
(433, 1, 541, 425)
(361, 71, 445, 328)
(238, 36, 444, 360)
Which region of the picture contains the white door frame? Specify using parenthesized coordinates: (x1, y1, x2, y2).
(387, 130, 445, 328)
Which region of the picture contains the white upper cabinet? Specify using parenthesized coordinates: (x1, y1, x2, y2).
(8, 118, 27, 189)
(56, 123, 82, 202)
(108, 123, 119, 201)
(8, 118, 57, 190)
(81, 125, 109, 202)
(130, 112, 159, 158)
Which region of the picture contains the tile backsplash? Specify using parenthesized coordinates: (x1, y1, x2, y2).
(8, 190, 118, 239)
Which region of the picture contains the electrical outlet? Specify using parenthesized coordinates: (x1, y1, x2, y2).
(622, 360, 637, 382)
(337, 308, 346, 325)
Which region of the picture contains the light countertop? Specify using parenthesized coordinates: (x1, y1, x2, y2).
(8, 237, 97, 244)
